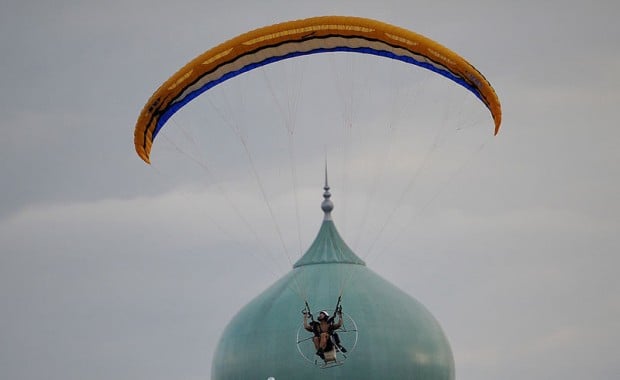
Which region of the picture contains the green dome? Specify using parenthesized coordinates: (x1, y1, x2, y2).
(212, 184, 454, 379)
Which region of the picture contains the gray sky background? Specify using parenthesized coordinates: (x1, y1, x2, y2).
(1, 1, 618, 379)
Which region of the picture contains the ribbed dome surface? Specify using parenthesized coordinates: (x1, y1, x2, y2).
(212, 216, 454, 379)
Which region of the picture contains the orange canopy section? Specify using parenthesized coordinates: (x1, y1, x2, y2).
(134, 15, 501, 164)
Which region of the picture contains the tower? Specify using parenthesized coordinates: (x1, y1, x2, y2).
(211, 177, 454, 379)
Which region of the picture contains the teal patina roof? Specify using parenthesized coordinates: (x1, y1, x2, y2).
(212, 183, 454, 379)
(293, 219, 365, 267)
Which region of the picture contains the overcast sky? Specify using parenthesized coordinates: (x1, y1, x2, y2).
(1, 1, 619, 379)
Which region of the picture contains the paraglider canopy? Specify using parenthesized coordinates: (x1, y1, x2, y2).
(134, 15, 502, 164)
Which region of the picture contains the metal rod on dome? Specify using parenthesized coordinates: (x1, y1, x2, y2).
(321, 161, 334, 221)
(324, 157, 329, 189)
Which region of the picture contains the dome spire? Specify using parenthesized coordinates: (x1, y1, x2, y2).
(293, 162, 364, 268)
(321, 159, 333, 220)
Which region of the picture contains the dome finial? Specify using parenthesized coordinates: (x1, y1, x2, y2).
(321, 159, 333, 220)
